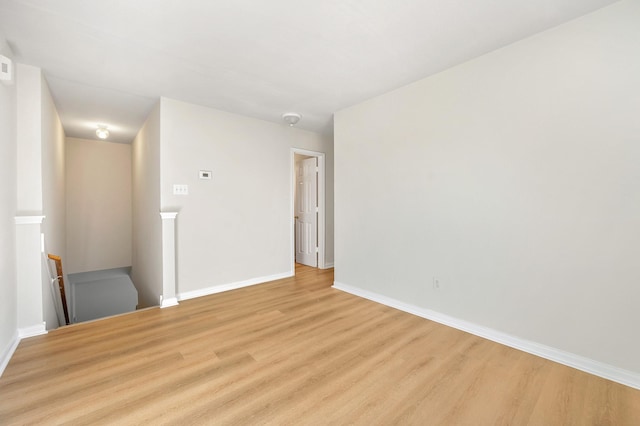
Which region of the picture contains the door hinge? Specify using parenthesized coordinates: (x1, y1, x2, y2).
(315, 206, 319, 213)
(316, 247, 319, 253)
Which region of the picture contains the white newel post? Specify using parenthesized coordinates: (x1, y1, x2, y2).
(160, 212, 179, 308)
(15, 215, 47, 337)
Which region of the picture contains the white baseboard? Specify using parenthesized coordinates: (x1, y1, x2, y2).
(0, 330, 20, 377)
(18, 322, 48, 339)
(160, 297, 179, 308)
(333, 281, 640, 391)
(178, 271, 294, 301)
(2, 322, 48, 377)
(322, 262, 335, 269)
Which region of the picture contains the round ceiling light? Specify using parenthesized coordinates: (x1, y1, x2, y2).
(96, 125, 109, 139)
(282, 112, 301, 127)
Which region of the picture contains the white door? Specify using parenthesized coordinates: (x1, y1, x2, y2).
(295, 157, 318, 267)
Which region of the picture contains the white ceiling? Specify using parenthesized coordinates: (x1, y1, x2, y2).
(0, 0, 618, 143)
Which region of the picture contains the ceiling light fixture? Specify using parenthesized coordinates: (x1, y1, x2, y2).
(96, 125, 109, 139)
(282, 112, 301, 127)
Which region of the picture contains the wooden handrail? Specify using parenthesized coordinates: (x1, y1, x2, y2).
(48, 254, 70, 325)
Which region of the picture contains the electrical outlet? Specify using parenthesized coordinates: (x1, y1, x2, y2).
(433, 277, 441, 290)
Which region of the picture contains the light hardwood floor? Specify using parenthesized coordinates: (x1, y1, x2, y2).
(1, 264, 639, 425)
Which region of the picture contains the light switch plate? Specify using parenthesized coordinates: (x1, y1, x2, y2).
(173, 184, 188, 195)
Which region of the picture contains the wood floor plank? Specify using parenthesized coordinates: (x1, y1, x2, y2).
(1, 264, 639, 425)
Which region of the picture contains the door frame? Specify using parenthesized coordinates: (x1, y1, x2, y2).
(290, 148, 326, 271)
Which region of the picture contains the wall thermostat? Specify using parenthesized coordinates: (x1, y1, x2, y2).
(199, 170, 212, 180)
(0, 55, 13, 84)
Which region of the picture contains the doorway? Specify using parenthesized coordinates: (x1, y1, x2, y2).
(291, 148, 326, 272)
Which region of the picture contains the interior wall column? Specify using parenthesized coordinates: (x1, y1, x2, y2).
(15, 215, 47, 337)
(160, 212, 178, 308)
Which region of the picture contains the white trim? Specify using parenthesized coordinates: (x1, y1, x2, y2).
(160, 296, 179, 308)
(14, 215, 45, 225)
(291, 148, 326, 270)
(322, 262, 334, 269)
(0, 330, 20, 377)
(160, 211, 179, 307)
(18, 322, 47, 339)
(160, 212, 178, 219)
(3, 323, 50, 377)
(178, 271, 293, 301)
(333, 281, 640, 391)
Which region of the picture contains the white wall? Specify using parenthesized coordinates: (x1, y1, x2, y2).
(15, 64, 46, 333)
(15, 64, 42, 215)
(12, 64, 66, 333)
(0, 39, 18, 369)
(131, 102, 162, 308)
(40, 74, 66, 329)
(160, 98, 333, 296)
(335, 0, 640, 374)
(66, 137, 132, 273)
(325, 142, 334, 266)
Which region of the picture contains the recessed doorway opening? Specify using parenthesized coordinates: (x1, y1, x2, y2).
(291, 148, 326, 272)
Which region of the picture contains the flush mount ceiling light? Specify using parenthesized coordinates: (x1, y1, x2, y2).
(96, 125, 110, 139)
(282, 112, 301, 127)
